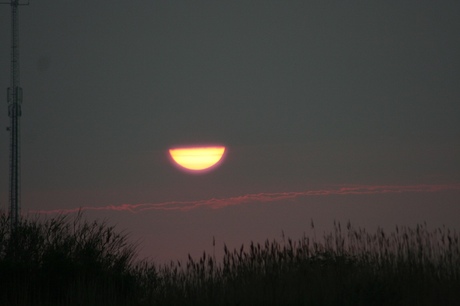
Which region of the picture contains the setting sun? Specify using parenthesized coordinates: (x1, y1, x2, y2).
(169, 146, 226, 172)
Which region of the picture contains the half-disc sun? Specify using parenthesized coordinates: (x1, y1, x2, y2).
(169, 146, 226, 173)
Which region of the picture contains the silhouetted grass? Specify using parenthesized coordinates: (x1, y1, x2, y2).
(0, 212, 140, 305)
(1, 212, 459, 305)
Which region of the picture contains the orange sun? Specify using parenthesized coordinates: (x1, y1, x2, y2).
(169, 146, 226, 173)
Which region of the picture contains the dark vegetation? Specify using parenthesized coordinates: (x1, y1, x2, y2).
(0, 212, 459, 305)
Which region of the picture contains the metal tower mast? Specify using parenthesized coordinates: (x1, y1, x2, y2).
(2, 0, 29, 230)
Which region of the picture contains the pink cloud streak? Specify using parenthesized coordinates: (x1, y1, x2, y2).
(28, 183, 460, 215)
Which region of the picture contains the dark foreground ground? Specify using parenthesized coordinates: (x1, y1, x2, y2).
(0, 213, 459, 305)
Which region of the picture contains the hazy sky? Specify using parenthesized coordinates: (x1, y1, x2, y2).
(1, 1, 459, 262)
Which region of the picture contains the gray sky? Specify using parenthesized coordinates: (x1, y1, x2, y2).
(1, 1, 459, 262)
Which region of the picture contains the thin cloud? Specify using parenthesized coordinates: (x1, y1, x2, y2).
(29, 183, 460, 215)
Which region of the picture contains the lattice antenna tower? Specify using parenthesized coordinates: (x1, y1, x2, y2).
(1, 0, 29, 230)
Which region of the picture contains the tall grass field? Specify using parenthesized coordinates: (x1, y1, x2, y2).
(0, 212, 459, 305)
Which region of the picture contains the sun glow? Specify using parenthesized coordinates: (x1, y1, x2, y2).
(169, 146, 226, 172)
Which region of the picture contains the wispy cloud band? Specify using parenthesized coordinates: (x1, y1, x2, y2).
(29, 183, 460, 215)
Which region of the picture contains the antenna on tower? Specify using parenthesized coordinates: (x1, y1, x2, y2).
(1, 0, 30, 230)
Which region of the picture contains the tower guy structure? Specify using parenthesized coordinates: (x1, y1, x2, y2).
(2, 0, 29, 230)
